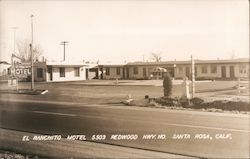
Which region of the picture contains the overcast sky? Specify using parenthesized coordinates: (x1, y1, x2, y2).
(0, 0, 249, 63)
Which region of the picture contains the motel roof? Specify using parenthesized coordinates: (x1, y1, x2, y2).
(126, 58, 249, 66)
(46, 61, 87, 67)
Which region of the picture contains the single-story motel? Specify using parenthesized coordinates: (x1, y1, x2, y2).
(93, 58, 249, 80)
(7, 58, 250, 82)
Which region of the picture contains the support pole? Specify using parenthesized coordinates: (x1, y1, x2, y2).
(191, 55, 195, 98)
(30, 14, 35, 90)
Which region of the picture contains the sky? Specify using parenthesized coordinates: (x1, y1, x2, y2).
(0, 0, 249, 63)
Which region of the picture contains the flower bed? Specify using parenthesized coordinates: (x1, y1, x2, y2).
(152, 97, 250, 112)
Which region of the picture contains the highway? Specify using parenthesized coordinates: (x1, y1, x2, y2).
(0, 99, 249, 158)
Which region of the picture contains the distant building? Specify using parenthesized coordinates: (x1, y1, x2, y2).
(0, 61, 11, 77)
(94, 58, 249, 80)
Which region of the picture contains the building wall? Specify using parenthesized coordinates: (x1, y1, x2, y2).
(47, 66, 86, 82)
(175, 63, 249, 79)
(103, 67, 123, 79)
(100, 61, 249, 80)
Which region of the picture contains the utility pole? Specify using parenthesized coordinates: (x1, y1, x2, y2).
(11, 27, 19, 82)
(60, 41, 68, 61)
(191, 55, 195, 98)
(30, 14, 35, 90)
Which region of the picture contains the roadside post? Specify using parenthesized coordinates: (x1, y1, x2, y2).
(182, 77, 190, 99)
(191, 55, 195, 98)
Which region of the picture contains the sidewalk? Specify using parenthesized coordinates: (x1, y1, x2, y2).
(0, 128, 192, 158)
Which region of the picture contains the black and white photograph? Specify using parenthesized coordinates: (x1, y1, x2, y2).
(0, 0, 249, 158)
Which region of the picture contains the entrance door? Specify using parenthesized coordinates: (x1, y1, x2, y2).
(47, 67, 53, 81)
(126, 67, 130, 79)
(185, 67, 190, 79)
(195, 66, 197, 77)
(143, 68, 146, 78)
(230, 66, 235, 78)
(221, 66, 226, 78)
(122, 68, 125, 79)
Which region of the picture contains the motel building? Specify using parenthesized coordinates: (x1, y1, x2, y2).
(46, 61, 87, 82)
(10, 61, 87, 82)
(91, 58, 249, 80)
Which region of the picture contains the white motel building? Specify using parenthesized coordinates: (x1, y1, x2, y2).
(11, 61, 87, 82)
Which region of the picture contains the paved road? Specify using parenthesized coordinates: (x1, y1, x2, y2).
(0, 99, 249, 158)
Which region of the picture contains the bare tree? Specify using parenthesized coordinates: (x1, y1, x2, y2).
(151, 52, 162, 62)
(229, 50, 237, 59)
(16, 39, 43, 62)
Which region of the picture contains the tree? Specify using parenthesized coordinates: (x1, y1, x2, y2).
(151, 52, 162, 62)
(16, 39, 43, 62)
(163, 72, 172, 97)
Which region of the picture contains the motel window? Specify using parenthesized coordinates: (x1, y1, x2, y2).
(210, 65, 217, 73)
(133, 67, 138, 75)
(178, 67, 183, 74)
(201, 65, 207, 74)
(74, 67, 80, 77)
(37, 68, 43, 78)
(116, 67, 120, 75)
(239, 65, 247, 74)
(59, 67, 65, 77)
(106, 68, 110, 75)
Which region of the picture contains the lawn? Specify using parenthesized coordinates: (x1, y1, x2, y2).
(0, 80, 244, 105)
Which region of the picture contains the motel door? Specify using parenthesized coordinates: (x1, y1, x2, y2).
(221, 66, 226, 78)
(126, 68, 130, 79)
(185, 67, 191, 79)
(47, 67, 53, 81)
(122, 68, 125, 79)
(143, 68, 147, 78)
(230, 66, 235, 79)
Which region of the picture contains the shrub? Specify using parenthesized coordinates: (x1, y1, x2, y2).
(163, 72, 172, 97)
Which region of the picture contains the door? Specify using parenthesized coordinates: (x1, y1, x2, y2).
(122, 68, 125, 79)
(230, 66, 235, 78)
(143, 68, 147, 78)
(47, 67, 53, 81)
(126, 67, 130, 79)
(221, 66, 226, 78)
(185, 67, 190, 79)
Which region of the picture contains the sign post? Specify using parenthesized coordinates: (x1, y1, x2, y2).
(191, 55, 195, 98)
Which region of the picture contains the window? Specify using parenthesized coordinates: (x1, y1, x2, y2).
(116, 67, 120, 75)
(201, 65, 207, 73)
(239, 65, 247, 74)
(133, 67, 138, 75)
(59, 67, 65, 77)
(210, 65, 217, 73)
(37, 68, 43, 78)
(177, 67, 183, 74)
(74, 67, 80, 77)
(106, 68, 110, 75)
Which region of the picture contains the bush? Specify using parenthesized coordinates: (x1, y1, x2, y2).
(190, 97, 204, 105)
(163, 72, 172, 97)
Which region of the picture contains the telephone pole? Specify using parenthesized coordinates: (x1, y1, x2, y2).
(60, 41, 68, 61)
(11, 27, 19, 79)
(30, 14, 35, 90)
